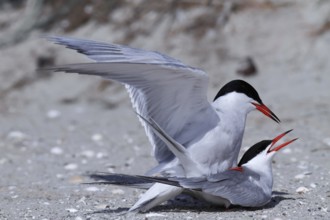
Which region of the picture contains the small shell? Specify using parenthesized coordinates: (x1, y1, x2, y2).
(296, 186, 309, 194)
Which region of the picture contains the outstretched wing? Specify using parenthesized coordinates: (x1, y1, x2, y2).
(47, 36, 219, 164)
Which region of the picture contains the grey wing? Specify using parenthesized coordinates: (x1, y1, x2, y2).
(134, 171, 271, 207)
(47, 36, 185, 65)
(47, 36, 220, 164)
(202, 171, 271, 207)
(137, 114, 203, 177)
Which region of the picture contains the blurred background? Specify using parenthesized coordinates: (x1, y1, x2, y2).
(0, 0, 329, 219)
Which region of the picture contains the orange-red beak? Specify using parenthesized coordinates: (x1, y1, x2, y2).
(252, 102, 281, 123)
(268, 129, 298, 153)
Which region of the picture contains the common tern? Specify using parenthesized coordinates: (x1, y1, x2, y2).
(90, 130, 297, 210)
(46, 36, 280, 175)
(126, 116, 292, 212)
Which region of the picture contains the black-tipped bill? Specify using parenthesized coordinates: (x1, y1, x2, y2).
(252, 102, 281, 123)
(268, 129, 297, 153)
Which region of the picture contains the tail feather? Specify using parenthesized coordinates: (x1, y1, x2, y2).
(87, 173, 154, 189)
(86, 173, 186, 212)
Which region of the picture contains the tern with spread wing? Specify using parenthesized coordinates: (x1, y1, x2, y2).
(46, 36, 280, 174)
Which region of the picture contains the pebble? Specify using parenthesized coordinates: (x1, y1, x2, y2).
(69, 175, 83, 184)
(295, 171, 312, 180)
(111, 189, 124, 195)
(75, 217, 83, 220)
(50, 147, 63, 155)
(7, 131, 28, 141)
(282, 148, 292, 154)
(64, 163, 78, 170)
(294, 174, 305, 180)
(296, 186, 310, 194)
(290, 157, 297, 162)
(0, 158, 7, 164)
(321, 207, 328, 212)
(297, 162, 308, 170)
(95, 204, 109, 209)
(310, 183, 317, 188)
(322, 137, 330, 146)
(56, 174, 64, 179)
(47, 109, 61, 119)
(66, 208, 78, 213)
(133, 145, 140, 152)
(107, 168, 115, 173)
(125, 157, 134, 167)
(96, 152, 105, 159)
(91, 134, 103, 142)
(77, 197, 87, 205)
(145, 213, 167, 218)
(8, 186, 16, 190)
(106, 163, 116, 169)
(124, 134, 133, 144)
(85, 186, 99, 192)
(81, 150, 95, 158)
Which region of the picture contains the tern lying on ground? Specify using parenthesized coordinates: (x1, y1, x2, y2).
(89, 116, 297, 212)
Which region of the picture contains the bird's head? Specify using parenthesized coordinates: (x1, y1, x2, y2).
(231, 130, 297, 173)
(213, 80, 280, 123)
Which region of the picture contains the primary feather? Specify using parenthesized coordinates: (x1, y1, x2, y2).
(47, 36, 219, 165)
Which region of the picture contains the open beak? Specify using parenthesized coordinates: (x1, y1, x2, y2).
(252, 102, 281, 123)
(268, 129, 298, 153)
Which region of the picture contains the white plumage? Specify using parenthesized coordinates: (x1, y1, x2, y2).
(47, 36, 281, 212)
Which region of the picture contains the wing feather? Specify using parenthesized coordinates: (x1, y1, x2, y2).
(156, 171, 271, 207)
(47, 36, 220, 164)
(201, 171, 271, 207)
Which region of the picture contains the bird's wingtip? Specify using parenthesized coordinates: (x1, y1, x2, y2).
(41, 35, 62, 43)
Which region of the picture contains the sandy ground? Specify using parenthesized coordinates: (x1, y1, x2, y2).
(0, 1, 330, 219)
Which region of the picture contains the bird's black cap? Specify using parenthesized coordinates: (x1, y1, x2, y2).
(213, 80, 263, 104)
(237, 140, 272, 166)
